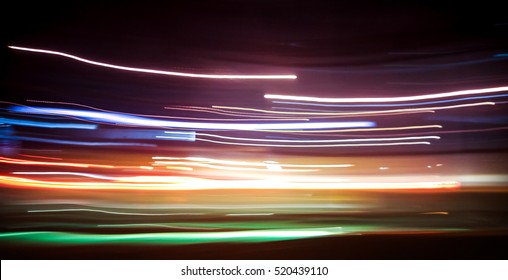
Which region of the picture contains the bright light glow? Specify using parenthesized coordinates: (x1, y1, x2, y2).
(225, 213, 275, 216)
(0, 175, 460, 190)
(13, 172, 114, 180)
(197, 138, 432, 147)
(265, 86, 508, 103)
(255, 124, 443, 133)
(152, 161, 316, 172)
(152, 156, 353, 168)
(9, 46, 297, 80)
(196, 133, 440, 143)
(10, 106, 375, 131)
(0, 228, 345, 244)
(270, 93, 508, 107)
(0, 117, 97, 129)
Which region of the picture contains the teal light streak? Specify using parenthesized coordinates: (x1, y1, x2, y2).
(0, 227, 348, 245)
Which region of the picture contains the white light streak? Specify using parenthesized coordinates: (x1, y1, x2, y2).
(196, 133, 440, 143)
(9, 46, 297, 80)
(213, 102, 495, 116)
(265, 86, 508, 103)
(197, 138, 432, 147)
(225, 213, 275, 216)
(28, 209, 204, 216)
(153, 156, 353, 168)
(11, 106, 376, 131)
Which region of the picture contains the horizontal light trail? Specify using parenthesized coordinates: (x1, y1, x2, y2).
(18, 202, 358, 210)
(166, 166, 194, 171)
(6, 135, 157, 147)
(197, 138, 432, 147)
(282, 126, 508, 138)
(10, 106, 376, 130)
(12, 172, 114, 180)
(291, 131, 444, 138)
(0, 157, 114, 169)
(255, 125, 443, 133)
(0, 117, 97, 129)
(0, 175, 460, 190)
(18, 154, 63, 161)
(9, 46, 297, 80)
(213, 102, 495, 116)
(271, 106, 437, 117)
(0, 228, 346, 244)
(28, 209, 204, 216)
(164, 106, 310, 120)
(270, 93, 508, 107)
(152, 156, 353, 168)
(97, 224, 218, 230)
(152, 161, 317, 172)
(265, 85, 508, 103)
(225, 213, 275, 216)
(196, 133, 440, 143)
(28, 100, 309, 121)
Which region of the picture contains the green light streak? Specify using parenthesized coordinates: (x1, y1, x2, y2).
(0, 227, 353, 245)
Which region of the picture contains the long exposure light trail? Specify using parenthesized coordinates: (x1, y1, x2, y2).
(164, 105, 311, 120)
(0, 157, 115, 169)
(0, 117, 97, 129)
(8, 46, 297, 80)
(97, 224, 218, 230)
(0, 175, 460, 190)
(13, 172, 114, 180)
(9, 136, 158, 147)
(10, 106, 376, 130)
(270, 93, 508, 107)
(18, 154, 63, 161)
(256, 125, 443, 133)
(28, 209, 204, 216)
(195, 133, 440, 143)
(265, 85, 508, 103)
(151, 156, 354, 168)
(27, 100, 310, 121)
(196, 139, 432, 147)
(0, 228, 347, 244)
(212, 102, 495, 116)
(152, 161, 317, 172)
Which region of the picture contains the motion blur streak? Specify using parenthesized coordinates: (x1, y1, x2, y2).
(152, 161, 317, 172)
(265, 86, 508, 103)
(0, 157, 114, 168)
(196, 133, 440, 143)
(9, 106, 376, 130)
(271, 93, 508, 107)
(13, 172, 115, 180)
(8, 46, 297, 80)
(8, 136, 158, 147)
(18, 154, 63, 160)
(0, 175, 460, 190)
(256, 125, 443, 133)
(197, 139, 432, 147)
(0, 228, 347, 244)
(28, 209, 204, 216)
(151, 156, 353, 168)
(164, 105, 311, 120)
(0, 117, 97, 129)
(3, 2, 508, 258)
(213, 102, 495, 116)
(27, 100, 309, 121)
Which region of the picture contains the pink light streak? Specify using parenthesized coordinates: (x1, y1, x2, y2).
(9, 46, 297, 80)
